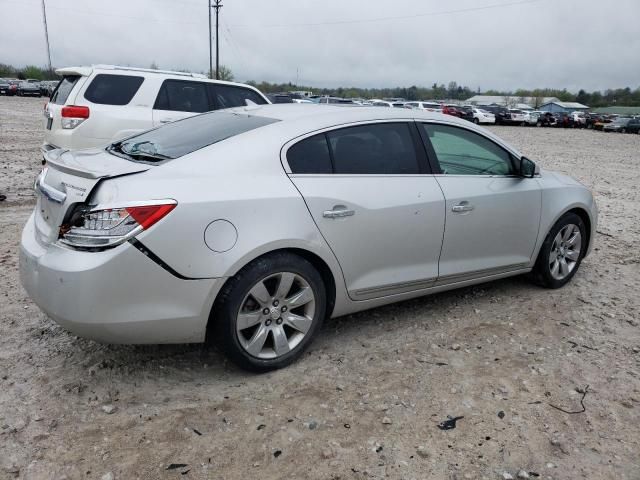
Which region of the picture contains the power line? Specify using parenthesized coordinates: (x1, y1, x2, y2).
(3, 0, 205, 26)
(229, 0, 542, 28)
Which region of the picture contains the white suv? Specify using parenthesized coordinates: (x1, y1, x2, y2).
(43, 65, 270, 151)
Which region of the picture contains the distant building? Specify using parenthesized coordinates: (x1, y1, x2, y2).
(593, 106, 640, 116)
(465, 95, 559, 108)
(538, 101, 589, 113)
(290, 90, 313, 98)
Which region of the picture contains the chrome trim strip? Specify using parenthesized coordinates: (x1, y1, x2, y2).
(35, 176, 66, 204)
(436, 263, 530, 286)
(351, 277, 437, 300)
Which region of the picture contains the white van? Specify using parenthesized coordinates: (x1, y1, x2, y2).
(43, 65, 270, 151)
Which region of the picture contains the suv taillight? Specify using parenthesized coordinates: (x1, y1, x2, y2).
(61, 105, 90, 129)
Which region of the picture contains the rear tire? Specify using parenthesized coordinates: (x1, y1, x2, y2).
(210, 252, 326, 372)
(473, 118, 479, 124)
(530, 212, 586, 289)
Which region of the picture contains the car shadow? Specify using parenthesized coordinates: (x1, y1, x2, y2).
(51, 274, 537, 380)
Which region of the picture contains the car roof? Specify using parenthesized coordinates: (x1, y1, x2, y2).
(199, 104, 522, 163)
(54, 64, 263, 91)
(227, 103, 501, 133)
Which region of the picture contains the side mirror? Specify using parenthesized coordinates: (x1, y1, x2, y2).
(519, 157, 538, 178)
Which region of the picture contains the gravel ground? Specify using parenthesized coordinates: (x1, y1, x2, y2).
(1, 96, 639, 480)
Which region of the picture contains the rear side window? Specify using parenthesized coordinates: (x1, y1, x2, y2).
(328, 123, 419, 174)
(154, 80, 209, 113)
(84, 74, 143, 105)
(210, 84, 267, 109)
(51, 75, 80, 105)
(288, 123, 420, 175)
(287, 134, 332, 174)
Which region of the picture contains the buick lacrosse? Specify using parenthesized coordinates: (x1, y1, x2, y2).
(20, 105, 597, 370)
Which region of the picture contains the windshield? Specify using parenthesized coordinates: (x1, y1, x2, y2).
(108, 110, 279, 163)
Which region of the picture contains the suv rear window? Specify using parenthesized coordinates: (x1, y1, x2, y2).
(51, 75, 80, 105)
(109, 111, 279, 162)
(84, 74, 144, 105)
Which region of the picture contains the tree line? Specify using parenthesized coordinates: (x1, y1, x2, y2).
(2, 63, 639, 107)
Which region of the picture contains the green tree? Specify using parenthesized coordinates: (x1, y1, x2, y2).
(214, 65, 234, 81)
(22, 65, 45, 80)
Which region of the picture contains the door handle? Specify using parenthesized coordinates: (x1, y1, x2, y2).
(452, 202, 474, 213)
(323, 206, 355, 219)
(160, 118, 177, 124)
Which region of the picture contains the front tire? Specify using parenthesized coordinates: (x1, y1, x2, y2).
(531, 213, 586, 289)
(210, 252, 326, 371)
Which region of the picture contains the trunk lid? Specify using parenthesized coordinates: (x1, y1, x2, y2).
(34, 148, 149, 245)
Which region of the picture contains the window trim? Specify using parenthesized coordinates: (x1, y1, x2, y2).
(417, 121, 521, 177)
(281, 120, 432, 176)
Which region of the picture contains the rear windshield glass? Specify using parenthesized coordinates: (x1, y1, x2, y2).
(51, 75, 80, 105)
(108, 111, 279, 162)
(84, 74, 144, 105)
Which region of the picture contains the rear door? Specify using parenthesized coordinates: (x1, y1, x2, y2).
(152, 79, 210, 126)
(419, 123, 541, 284)
(285, 121, 446, 300)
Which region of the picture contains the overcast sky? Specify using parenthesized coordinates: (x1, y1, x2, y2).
(2, 0, 639, 92)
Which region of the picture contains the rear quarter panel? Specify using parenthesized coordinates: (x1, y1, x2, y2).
(90, 130, 346, 286)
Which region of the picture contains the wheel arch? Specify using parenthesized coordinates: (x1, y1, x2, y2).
(566, 207, 592, 254)
(534, 203, 595, 266)
(205, 246, 339, 343)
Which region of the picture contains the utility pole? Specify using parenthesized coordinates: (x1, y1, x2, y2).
(208, 0, 223, 79)
(41, 0, 53, 75)
(208, 0, 212, 79)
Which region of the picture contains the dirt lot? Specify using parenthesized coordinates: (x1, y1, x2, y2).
(1, 96, 639, 480)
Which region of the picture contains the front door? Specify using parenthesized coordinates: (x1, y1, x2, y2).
(285, 122, 446, 300)
(419, 122, 542, 283)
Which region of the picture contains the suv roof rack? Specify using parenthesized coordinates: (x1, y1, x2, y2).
(91, 64, 207, 79)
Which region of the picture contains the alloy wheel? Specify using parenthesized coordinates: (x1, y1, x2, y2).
(236, 272, 316, 359)
(549, 223, 582, 280)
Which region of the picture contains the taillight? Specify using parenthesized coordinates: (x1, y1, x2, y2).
(61, 105, 90, 129)
(59, 201, 176, 249)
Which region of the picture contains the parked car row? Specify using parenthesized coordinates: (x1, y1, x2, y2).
(0, 77, 60, 97)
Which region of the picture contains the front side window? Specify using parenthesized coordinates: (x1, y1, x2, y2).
(421, 124, 514, 176)
(211, 84, 267, 109)
(84, 74, 144, 105)
(154, 80, 209, 113)
(327, 123, 419, 174)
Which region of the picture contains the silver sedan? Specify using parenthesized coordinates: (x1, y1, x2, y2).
(20, 105, 597, 370)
